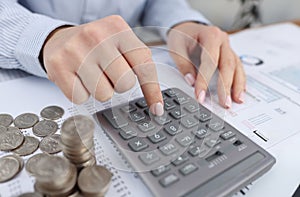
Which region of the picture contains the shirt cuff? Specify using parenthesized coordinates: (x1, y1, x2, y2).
(15, 14, 75, 78)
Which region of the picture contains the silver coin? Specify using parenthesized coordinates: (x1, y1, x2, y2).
(0, 155, 21, 183)
(61, 115, 95, 142)
(18, 192, 43, 197)
(32, 119, 58, 137)
(13, 136, 40, 156)
(0, 125, 7, 133)
(78, 165, 113, 195)
(0, 114, 13, 127)
(40, 106, 64, 120)
(0, 130, 24, 151)
(35, 163, 77, 196)
(39, 134, 62, 154)
(25, 153, 50, 175)
(14, 113, 39, 129)
(7, 126, 21, 132)
(8, 154, 24, 171)
(34, 156, 70, 181)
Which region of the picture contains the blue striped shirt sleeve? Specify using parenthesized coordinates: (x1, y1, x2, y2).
(0, 0, 74, 78)
(142, 0, 211, 41)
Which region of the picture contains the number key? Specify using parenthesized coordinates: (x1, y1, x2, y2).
(164, 122, 182, 136)
(148, 131, 166, 143)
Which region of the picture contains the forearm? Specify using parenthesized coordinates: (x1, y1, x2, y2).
(0, 0, 74, 77)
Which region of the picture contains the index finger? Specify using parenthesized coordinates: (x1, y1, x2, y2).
(117, 31, 164, 116)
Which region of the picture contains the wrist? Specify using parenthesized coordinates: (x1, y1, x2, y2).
(39, 26, 72, 72)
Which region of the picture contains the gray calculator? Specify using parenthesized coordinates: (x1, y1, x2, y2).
(95, 88, 276, 197)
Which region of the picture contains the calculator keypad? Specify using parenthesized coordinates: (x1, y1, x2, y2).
(96, 88, 275, 197)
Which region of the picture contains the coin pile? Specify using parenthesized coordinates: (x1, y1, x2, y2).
(24, 114, 113, 196)
(25, 154, 112, 197)
(1, 109, 113, 196)
(0, 105, 64, 184)
(61, 115, 96, 168)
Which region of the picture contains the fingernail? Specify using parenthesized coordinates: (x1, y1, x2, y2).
(197, 90, 206, 104)
(150, 102, 164, 116)
(225, 96, 232, 108)
(184, 73, 195, 86)
(239, 92, 245, 103)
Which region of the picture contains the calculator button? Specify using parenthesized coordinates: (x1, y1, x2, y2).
(207, 120, 224, 131)
(180, 116, 198, 128)
(159, 174, 179, 187)
(170, 109, 186, 119)
(179, 163, 198, 176)
(188, 145, 206, 157)
(129, 111, 145, 122)
(103, 110, 128, 129)
(162, 94, 168, 100)
(164, 122, 182, 136)
(233, 139, 243, 146)
(176, 133, 194, 147)
(205, 138, 221, 148)
(164, 100, 176, 111)
(148, 131, 166, 144)
(144, 108, 150, 116)
(151, 165, 171, 177)
(119, 127, 138, 140)
(136, 98, 148, 108)
(138, 121, 155, 132)
(184, 103, 199, 113)
(159, 143, 178, 155)
(194, 111, 212, 122)
(220, 130, 236, 140)
(174, 95, 189, 105)
(154, 115, 171, 125)
(128, 137, 149, 152)
(164, 89, 178, 97)
(193, 128, 210, 139)
(121, 104, 137, 113)
(139, 151, 160, 165)
(172, 154, 189, 166)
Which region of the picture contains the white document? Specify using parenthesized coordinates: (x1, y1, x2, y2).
(220, 23, 300, 197)
(0, 23, 300, 197)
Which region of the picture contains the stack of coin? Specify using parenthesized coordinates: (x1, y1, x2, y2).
(33, 155, 77, 197)
(61, 115, 96, 168)
(78, 165, 113, 197)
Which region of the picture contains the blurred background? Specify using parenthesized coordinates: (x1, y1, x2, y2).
(188, 0, 300, 31)
(139, 0, 300, 43)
